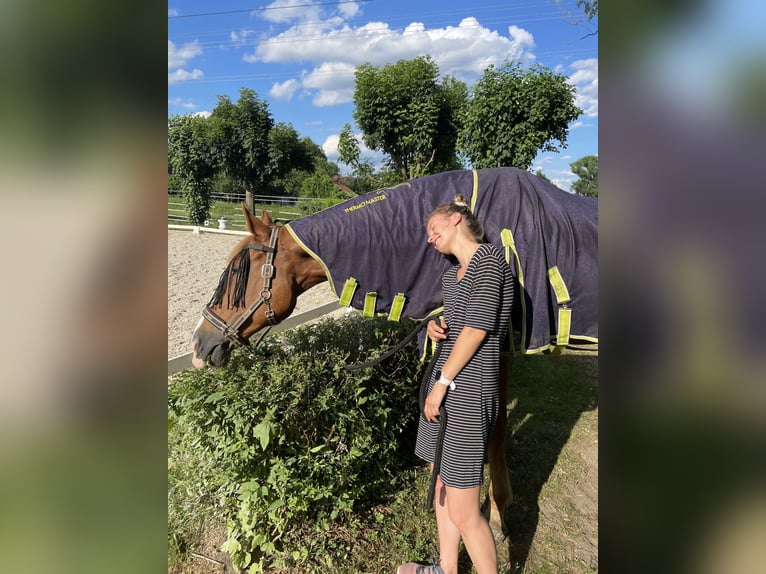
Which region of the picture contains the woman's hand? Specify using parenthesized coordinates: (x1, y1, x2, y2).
(427, 318, 449, 343)
(424, 384, 448, 423)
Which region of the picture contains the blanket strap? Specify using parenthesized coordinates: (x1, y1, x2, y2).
(363, 292, 377, 317)
(547, 266, 571, 347)
(501, 228, 527, 354)
(339, 277, 358, 307)
(388, 293, 406, 321)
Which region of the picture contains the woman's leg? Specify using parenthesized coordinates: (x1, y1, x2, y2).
(444, 484, 498, 574)
(433, 474, 461, 574)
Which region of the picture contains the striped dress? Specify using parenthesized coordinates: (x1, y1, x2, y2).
(414, 243, 514, 488)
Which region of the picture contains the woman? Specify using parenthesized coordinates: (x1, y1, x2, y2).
(398, 195, 514, 574)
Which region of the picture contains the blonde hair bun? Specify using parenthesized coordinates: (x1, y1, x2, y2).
(453, 194, 469, 208)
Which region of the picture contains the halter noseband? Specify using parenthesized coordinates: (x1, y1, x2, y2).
(202, 226, 281, 350)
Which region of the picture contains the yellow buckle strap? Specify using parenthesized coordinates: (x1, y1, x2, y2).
(547, 266, 572, 347)
(557, 308, 572, 346)
(339, 278, 358, 307)
(547, 266, 571, 305)
(388, 293, 406, 322)
(501, 228, 526, 354)
(363, 292, 377, 317)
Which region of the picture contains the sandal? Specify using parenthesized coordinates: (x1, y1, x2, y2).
(396, 559, 445, 574)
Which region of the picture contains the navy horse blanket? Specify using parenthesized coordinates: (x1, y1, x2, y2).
(285, 167, 598, 354)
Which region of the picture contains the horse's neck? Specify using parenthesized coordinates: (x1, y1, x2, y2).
(279, 227, 327, 293)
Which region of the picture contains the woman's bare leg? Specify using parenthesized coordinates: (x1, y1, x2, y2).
(444, 484, 498, 574)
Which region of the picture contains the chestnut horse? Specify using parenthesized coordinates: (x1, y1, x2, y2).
(191, 167, 598, 537)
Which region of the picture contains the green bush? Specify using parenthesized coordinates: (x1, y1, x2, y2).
(168, 315, 424, 572)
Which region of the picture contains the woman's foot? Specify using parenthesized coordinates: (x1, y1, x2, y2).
(396, 560, 445, 574)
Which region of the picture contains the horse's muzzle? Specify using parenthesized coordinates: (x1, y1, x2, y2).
(191, 325, 229, 368)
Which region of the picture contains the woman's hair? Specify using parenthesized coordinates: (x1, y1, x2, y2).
(427, 194, 485, 242)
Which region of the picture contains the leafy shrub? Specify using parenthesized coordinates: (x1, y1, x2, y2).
(168, 315, 424, 572)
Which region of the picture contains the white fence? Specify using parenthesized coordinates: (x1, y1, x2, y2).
(168, 191, 333, 230)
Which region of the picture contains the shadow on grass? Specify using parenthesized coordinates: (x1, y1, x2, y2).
(499, 352, 598, 573)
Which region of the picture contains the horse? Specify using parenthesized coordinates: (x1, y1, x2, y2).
(190, 167, 598, 536)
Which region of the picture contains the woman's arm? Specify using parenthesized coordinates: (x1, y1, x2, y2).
(423, 326, 486, 422)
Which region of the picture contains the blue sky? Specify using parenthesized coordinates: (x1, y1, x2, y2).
(168, 0, 597, 191)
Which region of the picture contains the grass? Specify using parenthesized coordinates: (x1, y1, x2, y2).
(168, 349, 598, 573)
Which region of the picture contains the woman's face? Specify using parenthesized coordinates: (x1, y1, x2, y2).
(426, 212, 456, 254)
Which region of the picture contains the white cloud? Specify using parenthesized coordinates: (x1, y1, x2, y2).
(168, 68, 203, 85)
(551, 177, 573, 192)
(302, 62, 356, 106)
(507, 25, 534, 51)
(168, 40, 202, 70)
(168, 8, 179, 17)
(259, 0, 322, 24)
(168, 40, 204, 85)
(168, 97, 197, 110)
(245, 15, 537, 108)
(337, 1, 360, 19)
(231, 29, 256, 44)
(569, 58, 598, 118)
(322, 131, 386, 170)
(269, 78, 300, 101)
(193, 111, 212, 119)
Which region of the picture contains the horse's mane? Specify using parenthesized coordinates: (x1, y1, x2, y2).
(208, 248, 250, 309)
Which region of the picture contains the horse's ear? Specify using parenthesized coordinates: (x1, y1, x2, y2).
(241, 203, 269, 237)
(260, 210, 273, 225)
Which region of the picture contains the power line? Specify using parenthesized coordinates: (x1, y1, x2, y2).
(169, 0, 374, 20)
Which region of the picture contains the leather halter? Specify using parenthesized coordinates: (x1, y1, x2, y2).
(202, 226, 281, 350)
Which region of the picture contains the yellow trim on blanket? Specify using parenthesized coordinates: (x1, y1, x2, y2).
(340, 278, 358, 307)
(388, 293, 406, 322)
(285, 224, 338, 298)
(470, 170, 479, 212)
(363, 292, 377, 317)
(547, 266, 572, 348)
(547, 266, 571, 304)
(501, 228, 527, 354)
(557, 308, 572, 346)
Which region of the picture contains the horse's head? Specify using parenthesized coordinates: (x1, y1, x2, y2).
(191, 205, 300, 367)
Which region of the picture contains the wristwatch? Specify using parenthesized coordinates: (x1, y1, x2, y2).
(437, 373, 456, 391)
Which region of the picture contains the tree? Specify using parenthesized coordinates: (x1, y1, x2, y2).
(268, 122, 317, 181)
(168, 114, 219, 224)
(210, 88, 274, 195)
(458, 62, 582, 170)
(337, 123, 361, 172)
(570, 154, 598, 197)
(534, 169, 551, 183)
(578, 0, 598, 21)
(352, 56, 467, 180)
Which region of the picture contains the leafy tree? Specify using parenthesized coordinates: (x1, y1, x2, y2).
(352, 56, 467, 180)
(210, 88, 274, 195)
(570, 154, 598, 197)
(168, 114, 219, 224)
(268, 122, 317, 181)
(534, 169, 551, 183)
(458, 61, 582, 170)
(299, 172, 339, 199)
(578, 0, 598, 21)
(337, 123, 361, 172)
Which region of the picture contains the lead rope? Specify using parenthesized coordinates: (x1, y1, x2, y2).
(419, 340, 448, 510)
(342, 315, 433, 372)
(341, 317, 448, 509)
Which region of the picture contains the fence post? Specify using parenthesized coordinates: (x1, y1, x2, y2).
(245, 191, 255, 214)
